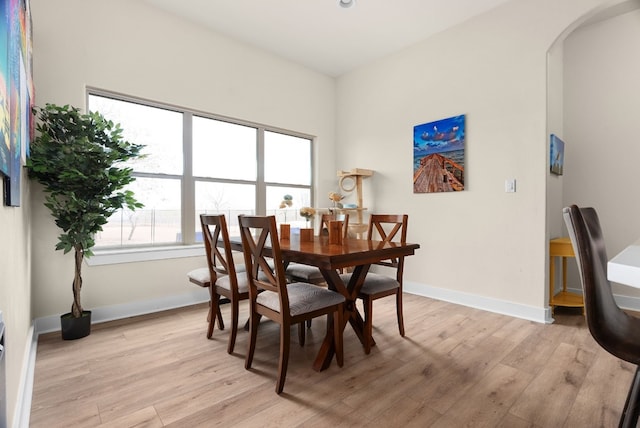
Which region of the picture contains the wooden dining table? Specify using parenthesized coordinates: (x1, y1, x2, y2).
(230, 232, 420, 371)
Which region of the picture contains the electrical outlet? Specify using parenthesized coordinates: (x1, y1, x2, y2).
(505, 179, 516, 193)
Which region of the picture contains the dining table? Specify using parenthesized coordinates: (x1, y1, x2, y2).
(230, 231, 420, 371)
(608, 238, 640, 288)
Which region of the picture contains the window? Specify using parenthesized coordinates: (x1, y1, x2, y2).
(87, 90, 313, 250)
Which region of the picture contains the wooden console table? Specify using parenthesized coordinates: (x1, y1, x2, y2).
(549, 237, 584, 315)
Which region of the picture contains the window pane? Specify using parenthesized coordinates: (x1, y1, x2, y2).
(265, 131, 311, 185)
(193, 116, 257, 180)
(266, 186, 311, 227)
(88, 91, 313, 253)
(88, 94, 183, 175)
(96, 177, 181, 247)
(195, 181, 255, 241)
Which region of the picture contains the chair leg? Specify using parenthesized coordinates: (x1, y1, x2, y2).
(396, 290, 405, 337)
(276, 323, 291, 394)
(207, 287, 220, 339)
(620, 366, 640, 428)
(216, 305, 224, 330)
(245, 311, 259, 370)
(227, 298, 239, 354)
(298, 322, 306, 346)
(363, 296, 373, 354)
(334, 308, 344, 367)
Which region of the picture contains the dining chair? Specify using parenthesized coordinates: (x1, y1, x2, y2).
(563, 205, 640, 428)
(200, 213, 249, 354)
(340, 214, 408, 354)
(285, 213, 349, 344)
(238, 214, 345, 394)
(285, 213, 350, 285)
(187, 267, 225, 331)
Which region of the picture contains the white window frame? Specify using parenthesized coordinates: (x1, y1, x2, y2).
(85, 88, 314, 265)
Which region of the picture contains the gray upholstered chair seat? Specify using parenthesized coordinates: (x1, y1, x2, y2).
(187, 268, 210, 286)
(216, 274, 250, 294)
(339, 272, 399, 295)
(257, 283, 345, 316)
(286, 263, 324, 282)
(187, 263, 247, 288)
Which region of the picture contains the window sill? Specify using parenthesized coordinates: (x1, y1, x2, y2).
(86, 245, 205, 266)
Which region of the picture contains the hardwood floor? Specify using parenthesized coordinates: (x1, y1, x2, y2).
(30, 294, 633, 427)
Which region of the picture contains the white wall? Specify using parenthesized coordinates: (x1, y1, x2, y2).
(563, 7, 640, 296)
(547, 42, 565, 240)
(29, 0, 337, 320)
(0, 167, 32, 427)
(335, 0, 618, 317)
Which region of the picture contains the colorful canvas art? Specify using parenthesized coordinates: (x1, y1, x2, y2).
(413, 114, 465, 193)
(0, 0, 10, 179)
(1, 0, 31, 206)
(550, 134, 564, 176)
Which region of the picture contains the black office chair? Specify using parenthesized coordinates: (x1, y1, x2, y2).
(563, 205, 640, 428)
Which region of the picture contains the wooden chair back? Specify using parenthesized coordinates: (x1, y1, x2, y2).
(319, 213, 349, 238)
(367, 214, 408, 272)
(238, 215, 289, 315)
(200, 214, 239, 288)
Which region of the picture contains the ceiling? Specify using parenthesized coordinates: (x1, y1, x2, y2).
(142, 0, 513, 77)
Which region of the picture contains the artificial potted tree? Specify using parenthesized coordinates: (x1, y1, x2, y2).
(27, 103, 144, 340)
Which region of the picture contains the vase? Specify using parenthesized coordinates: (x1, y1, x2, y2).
(60, 310, 92, 340)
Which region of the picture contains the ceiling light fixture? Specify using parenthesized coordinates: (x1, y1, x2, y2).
(338, 0, 355, 9)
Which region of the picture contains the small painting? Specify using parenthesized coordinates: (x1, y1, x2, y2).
(413, 114, 465, 193)
(550, 134, 564, 176)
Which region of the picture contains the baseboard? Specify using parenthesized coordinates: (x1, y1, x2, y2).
(609, 291, 640, 312)
(404, 283, 640, 326)
(12, 326, 36, 428)
(404, 281, 552, 323)
(33, 287, 210, 335)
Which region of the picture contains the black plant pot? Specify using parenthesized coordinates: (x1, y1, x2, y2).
(60, 311, 92, 340)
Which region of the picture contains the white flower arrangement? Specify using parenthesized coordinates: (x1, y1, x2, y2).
(328, 191, 344, 208)
(299, 206, 316, 228)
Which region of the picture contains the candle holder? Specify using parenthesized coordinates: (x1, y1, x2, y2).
(280, 223, 290, 240)
(300, 228, 314, 242)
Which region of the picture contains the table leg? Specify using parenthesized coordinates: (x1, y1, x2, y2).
(312, 265, 372, 371)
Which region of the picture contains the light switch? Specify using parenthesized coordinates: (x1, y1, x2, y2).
(505, 179, 516, 193)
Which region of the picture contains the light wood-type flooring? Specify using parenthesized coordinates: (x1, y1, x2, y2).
(30, 293, 635, 427)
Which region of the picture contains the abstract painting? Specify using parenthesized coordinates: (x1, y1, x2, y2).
(413, 114, 465, 193)
(0, 0, 9, 180)
(1, 0, 32, 206)
(550, 134, 564, 176)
